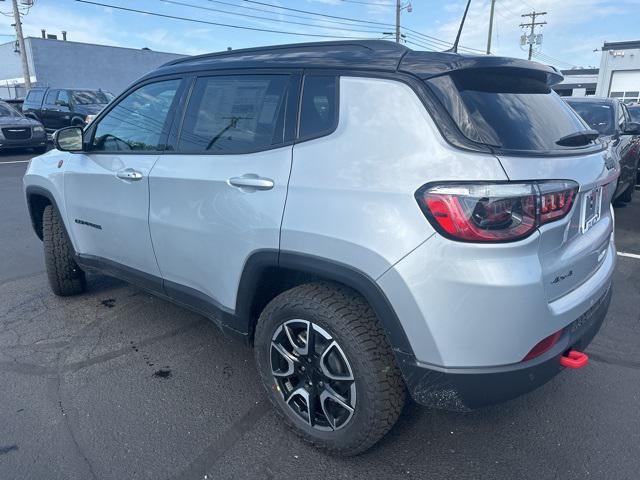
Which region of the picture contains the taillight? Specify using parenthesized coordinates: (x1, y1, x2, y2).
(416, 181, 578, 243)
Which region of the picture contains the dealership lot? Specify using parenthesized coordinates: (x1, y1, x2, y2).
(1, 150, 640, 480)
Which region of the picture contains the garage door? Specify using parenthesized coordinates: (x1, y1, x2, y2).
(610, 70, 640, 103)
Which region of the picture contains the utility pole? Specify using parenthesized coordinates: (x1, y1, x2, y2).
(11, 0, 31, 90)
(520, 11, 547, 60)
(486, 0, 496, 54)
(395, 0, 401, 43)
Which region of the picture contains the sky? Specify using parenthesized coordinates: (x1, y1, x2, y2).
(1, 0, 640, 70)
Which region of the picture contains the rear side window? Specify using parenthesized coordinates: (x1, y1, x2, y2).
(25, 90, 44, 105)
(179, 75, 289, 154)
(298, 75, 338, 139)
(427, 68, 592, 153)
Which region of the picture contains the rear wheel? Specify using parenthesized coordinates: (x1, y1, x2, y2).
(254, 282, 405, 456)
(42, 205, 86, 296)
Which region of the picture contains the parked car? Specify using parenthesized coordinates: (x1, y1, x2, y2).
(24, 41, 616, 455)
(565, 97, 640, 202)
(0, 100, 47, 153)
(22, 87, 113, 132)
(2, 97, 24, 112)
(628, 103, 640, 123)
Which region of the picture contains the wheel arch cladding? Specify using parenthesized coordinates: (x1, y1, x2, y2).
(25, 186, 58, 241)
(238, 250, 415, 357)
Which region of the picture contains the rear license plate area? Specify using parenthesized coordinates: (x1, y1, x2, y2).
(580, 186, 602, 233)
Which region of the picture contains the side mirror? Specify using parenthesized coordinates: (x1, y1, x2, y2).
(54, 126, 84, 152)
(622, 122, 640, 135)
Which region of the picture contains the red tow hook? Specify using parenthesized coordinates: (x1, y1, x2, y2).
(560, 350, 589, 369)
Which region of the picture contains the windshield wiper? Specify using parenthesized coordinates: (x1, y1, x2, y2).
(555, 129, 600, 147)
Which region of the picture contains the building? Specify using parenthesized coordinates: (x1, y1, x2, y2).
(596, 40, 640, 103)
(553, 68, 599, 97)
(0, 34, 185, 99)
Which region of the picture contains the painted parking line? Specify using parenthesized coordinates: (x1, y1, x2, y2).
(0, 160, 30, 165)
(617, 251, 640, 260)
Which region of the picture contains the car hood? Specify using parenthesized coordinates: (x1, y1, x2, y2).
(0, 116, 41, 127)
(74, 104, 107, 115)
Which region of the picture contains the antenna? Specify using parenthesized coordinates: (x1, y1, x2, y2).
(451, 0, 472, 53)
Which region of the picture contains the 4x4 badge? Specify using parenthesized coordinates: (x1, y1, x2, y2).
(551, 270, 573, 285)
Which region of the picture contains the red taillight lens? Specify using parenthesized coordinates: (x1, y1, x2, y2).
(538, 181, 578, 224)
(522, 329, 563, 362)
(417, 181, 578, 243)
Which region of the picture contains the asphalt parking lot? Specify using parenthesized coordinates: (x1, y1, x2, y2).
(1, 149, 639, 480)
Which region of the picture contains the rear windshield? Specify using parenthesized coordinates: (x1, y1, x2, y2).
(565, 101, 615, 136)
(0, 103, 21, 117)
(427, 68, 594, 153)
(72, 90, 111, 105)
(628, 106, 640, 123)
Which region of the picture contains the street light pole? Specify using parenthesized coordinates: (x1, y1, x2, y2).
(486, 0, 496, 54)
(11, 0, 31, 91)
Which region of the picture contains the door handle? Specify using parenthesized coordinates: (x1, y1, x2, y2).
(116, 168, 143, 181)
(227, 174, 274, 191)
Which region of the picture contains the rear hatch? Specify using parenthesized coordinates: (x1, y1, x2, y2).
(419, 63, 617, 301)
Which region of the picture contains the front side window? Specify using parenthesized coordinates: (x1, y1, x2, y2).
(92, 79, 180, 152)
(298, 75, 338, 139)
(179, 75, 289, 153)
(628, 106, 640, 123)
(44, 90, 59, 106)
(57, 90, 70, 106)
(428, 68, 594, 153)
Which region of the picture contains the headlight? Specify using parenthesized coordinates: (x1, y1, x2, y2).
(33, 125, 45, 133)
(85, 114, 96, 124)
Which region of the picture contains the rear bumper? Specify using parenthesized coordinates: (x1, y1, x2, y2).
(398, 285, 611, 411)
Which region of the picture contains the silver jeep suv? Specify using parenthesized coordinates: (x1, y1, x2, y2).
(24, 41, 616, 455)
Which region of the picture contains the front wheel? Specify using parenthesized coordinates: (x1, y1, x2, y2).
(254, 282, 405, 456)
(42, 205, 86, 296)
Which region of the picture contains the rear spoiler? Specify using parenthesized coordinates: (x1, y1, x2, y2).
(399, 51, 564, 87)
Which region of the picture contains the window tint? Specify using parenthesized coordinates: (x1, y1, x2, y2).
(427, 69, 592, 152)
(92, 79, 180, 152)
(565, 101, 615, 136)
(628, 106, 640, 123)
(0, 103, 21, 117)
(58, 90, 70, 105)
(26, 90, 44, 105)
(44, 89, 59, 106)
(179, 75, 289, 153)
(298, 75, 337, 139)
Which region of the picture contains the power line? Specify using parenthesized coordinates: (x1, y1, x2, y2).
(75, 0, 385, 39)
(160, 0, 390, 35)
(532, 51, 577, 68)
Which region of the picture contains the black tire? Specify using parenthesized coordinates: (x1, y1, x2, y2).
(254, 282, 405, 456)
(620, 182, 634, 203)
(42, 205, 86, 296)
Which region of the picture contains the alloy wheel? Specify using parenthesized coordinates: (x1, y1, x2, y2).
(270, 319, 356, 431)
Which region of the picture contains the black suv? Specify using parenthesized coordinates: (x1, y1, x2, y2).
(22, 88, 113, 132)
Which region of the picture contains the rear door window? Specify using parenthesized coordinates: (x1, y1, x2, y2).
(44, 89, 59, 106)
(427, 68, 593, 153)
(178, 74, 290, 154)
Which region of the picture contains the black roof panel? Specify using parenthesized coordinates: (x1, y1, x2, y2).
(143, 40, 563, 85)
